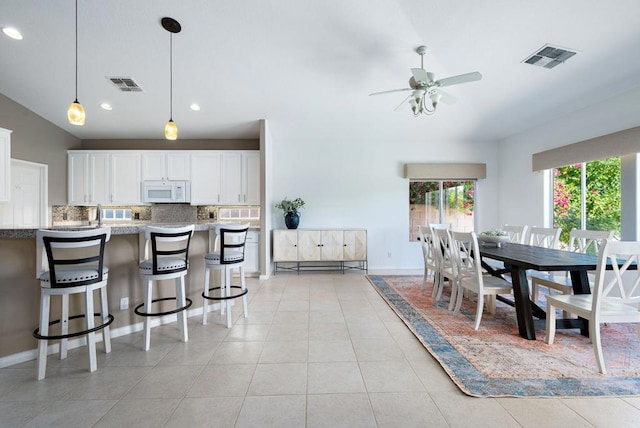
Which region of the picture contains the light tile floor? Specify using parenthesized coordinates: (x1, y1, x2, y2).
(2, 271, 640, 427)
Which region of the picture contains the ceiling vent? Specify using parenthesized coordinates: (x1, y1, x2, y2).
(523, 44, 578, 69)
(107, 77, 143, 92)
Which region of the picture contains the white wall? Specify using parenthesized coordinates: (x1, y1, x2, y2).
(497, 86, 640, 229)
(270, 136, 500, 269)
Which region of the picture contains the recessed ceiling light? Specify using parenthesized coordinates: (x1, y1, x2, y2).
(190, 103, 201, 111)
(2, 27, 23, 40)
(100, 103, 113, 111)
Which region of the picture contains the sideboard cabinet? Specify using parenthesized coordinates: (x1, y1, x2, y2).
(273, 228, 367, 273)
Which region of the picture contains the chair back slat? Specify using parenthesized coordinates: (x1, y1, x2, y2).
(528, 227, 562, 249)
(503, 224, 529, 244)
(568, 229, 614, 254)
(593, 240, 640, 311)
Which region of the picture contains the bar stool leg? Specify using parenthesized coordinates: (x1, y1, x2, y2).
(60, 294, 69, 360)
(85, 287, 97, 372)
(240, 266, 248, 318)
(176, 277, 188, 343)
(225, 267, 232, 328)
(37, 293, 50, 380)
(100, 286, 111, 354)
(143, 280, 153, 351)
(203, 267, 211, 325)
(220, 269, 226, 316)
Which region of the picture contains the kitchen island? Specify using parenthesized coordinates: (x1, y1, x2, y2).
(0, 221, 258, 363)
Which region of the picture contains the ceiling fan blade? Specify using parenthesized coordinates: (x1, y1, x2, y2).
(436, 71, 482, 88)
(411, 68, 431, 84)
(369, 88, 412, 96)
(436, 89, 458, 105)
(393, 94, 412, 111)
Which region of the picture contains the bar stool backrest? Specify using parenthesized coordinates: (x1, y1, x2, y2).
(36, 227, 111, 288)
(144, 225, 195, 275)
(214, 223, 249, 265)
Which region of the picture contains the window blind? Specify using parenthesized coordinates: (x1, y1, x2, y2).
(532, 126, 640, 171)
(403, 163, 486, 180)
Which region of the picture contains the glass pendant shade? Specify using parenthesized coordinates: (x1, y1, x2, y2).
(67, 100, 85, 125)
(165, 119, 178, 140)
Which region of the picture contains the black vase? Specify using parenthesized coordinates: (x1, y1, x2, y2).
(284, 211, 300, 229)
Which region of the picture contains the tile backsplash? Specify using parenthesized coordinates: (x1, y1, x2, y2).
(52, 204, 259, 224)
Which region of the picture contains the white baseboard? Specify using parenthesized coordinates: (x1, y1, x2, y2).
(0, 301, 229, 369)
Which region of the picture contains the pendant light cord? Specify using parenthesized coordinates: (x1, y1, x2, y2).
(169, 32, 173, 121)
(74, 0, 78, 102)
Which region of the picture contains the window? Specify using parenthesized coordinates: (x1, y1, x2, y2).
(409, 180, 475, 241)
(553, 156, 620, 245)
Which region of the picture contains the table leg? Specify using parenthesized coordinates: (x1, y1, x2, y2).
(510, 265, 536, 340)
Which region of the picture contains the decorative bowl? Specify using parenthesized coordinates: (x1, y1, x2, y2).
(478, 234, 510, 247)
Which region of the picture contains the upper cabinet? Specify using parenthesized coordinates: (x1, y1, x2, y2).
(68, 151, 142, 205)
(190, 152, 222, 205)
(0, 128, 12, 202)
(142, 151, 190, 181)
(221, 151, 260, 205)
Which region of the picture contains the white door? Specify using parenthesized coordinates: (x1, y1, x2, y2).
(298, 230, 322, 261)
(68, 152, 89, 205)
(191, 152, 222, 204)
(111, 153, 141, 204)
(321, 230, 344, 261)
(243, 152, 260, 204)
(221, 152, 242, 204)
(344, 230, 367, 261)
(273, 230, 299, 261)
(2, 160, 47, 227)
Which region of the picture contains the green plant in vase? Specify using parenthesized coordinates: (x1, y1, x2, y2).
(276, 197, 305, 229)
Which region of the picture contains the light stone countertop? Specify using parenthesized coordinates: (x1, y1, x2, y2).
(0, 221, 259, 239)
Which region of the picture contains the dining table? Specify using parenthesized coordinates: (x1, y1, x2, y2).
(478, 242, 598, 340)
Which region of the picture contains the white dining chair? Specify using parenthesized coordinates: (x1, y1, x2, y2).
(530, 229, 614, 312)
(528, 226, 561, 249)
(450, 230, 513, 330)
(545, 239, 640, 374)
(418, 225, 438, 288)
(504, 224, 529, 244)
(431, 227, 457, 309)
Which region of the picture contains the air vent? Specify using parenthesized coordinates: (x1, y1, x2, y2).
(107, 77, 143, 92)
(523, 44, 578, 69)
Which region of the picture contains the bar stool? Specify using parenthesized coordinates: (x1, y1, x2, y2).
(202, 223, 249, 328)
(135, 225, 194, 351)
(34, 227, 113, 380)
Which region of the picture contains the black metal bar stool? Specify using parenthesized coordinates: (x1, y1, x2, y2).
(34, 227, 113, 380)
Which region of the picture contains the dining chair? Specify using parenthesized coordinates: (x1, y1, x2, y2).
(202, 223, 250, 328)
(431, 227, 457, 309)
(545, 239, 640, 374)
(530, 229, 614, 311)
(418, 225, 438, 287)
(504, 224, 529, 244)
(34, 227, 113, 380)
(136, 225, 195, 351)
(528, 226, 561, 249)
(450, 230, 513, 330)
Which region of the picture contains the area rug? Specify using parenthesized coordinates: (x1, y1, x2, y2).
(367, 275, 640, 397)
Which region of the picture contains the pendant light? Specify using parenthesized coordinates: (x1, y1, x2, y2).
(67, 0, 85, 125)
(162, 17, 181, 140)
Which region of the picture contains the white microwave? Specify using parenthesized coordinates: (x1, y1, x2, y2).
(142, 180, 191, 203)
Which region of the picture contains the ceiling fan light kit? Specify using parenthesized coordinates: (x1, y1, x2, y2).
(370, 45, 482, 117)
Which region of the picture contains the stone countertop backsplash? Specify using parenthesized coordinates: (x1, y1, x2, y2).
(1, 204, 259, 238)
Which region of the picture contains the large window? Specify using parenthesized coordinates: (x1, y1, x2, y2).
(553, 156, 620, 245)
(409, 180, 475, 241)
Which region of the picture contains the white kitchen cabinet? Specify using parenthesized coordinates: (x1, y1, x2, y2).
(221, 151, 260, 205)
(244, 231, 260, 274)
(273, 229, 367, 273)
(141, 151, 190, 181)
(110, 152, 142, 204)
(0, 128, 11, 202)
(68, 152, 109, 205)
(190, 152, 222, 204)
(68, 151, 142, 205)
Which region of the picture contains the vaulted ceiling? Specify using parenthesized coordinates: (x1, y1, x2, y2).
(1, 0, 639, 143)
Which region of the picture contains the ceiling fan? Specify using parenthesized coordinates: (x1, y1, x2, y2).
(370, 45, 482, 116)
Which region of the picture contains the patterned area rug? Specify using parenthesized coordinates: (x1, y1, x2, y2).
(367, 275, 640, 397)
